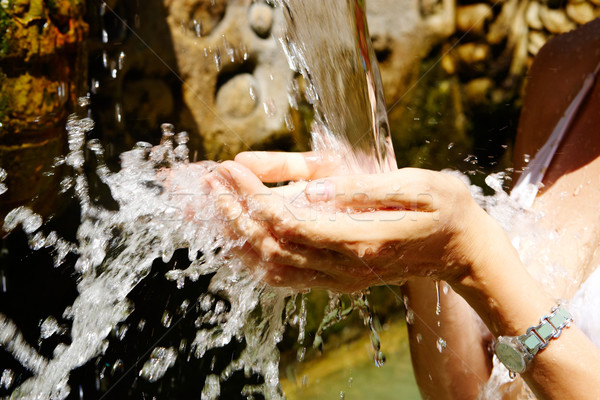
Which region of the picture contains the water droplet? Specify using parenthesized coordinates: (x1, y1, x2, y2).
(263, 97, 277, 117)
(301, 374, 309, 387)
(447, 142, 454, 150)
(193, 19, 202, 37)
(214, 300, 226, 315)
(161, 123, 175, 141)
(1, 369, 15, 390)
(201, 374, 220, 400)
(416, 333, 423, 344)
(0, 270, 6, 293)
(296, 346, 306, 362)
(91, 79, 100, 94)
(284, 112, 295, 131)
(23, 213, 43, 234)
(78, 96, 91, 107)
(115, 103, 123, 124)
(137, 319, 146, 332)
(405, 309, 414, 325)
(57, 82, 67, 103)
(435, 280, 441, 316)
(60, 177, 74, 193)
(200, 294, 215, 312)
(374, 350, 386, 366)
(175, 131, 189, 145)
(112, 359, 124, 376)
(116, 325, 128, 340)
(179, 338, 187, 353)
(436, 337, 446, 352)
(523, 154, 531, 163)
(40, 316, 62, 340)
(179, 299, 190, 315)
(139, 347, 178, 382)
(161, 311, 172, 328)
(213, 48, 222, 71)
(102, 29, 108, 44)
(118, 51, 126, 70)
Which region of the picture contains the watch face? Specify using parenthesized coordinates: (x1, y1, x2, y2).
(495, 341, 527, 373)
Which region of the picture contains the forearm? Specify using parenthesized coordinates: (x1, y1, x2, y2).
(404, 278, 492, 400)
(452, 212, 600, 400)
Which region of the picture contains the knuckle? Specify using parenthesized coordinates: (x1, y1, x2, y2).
(259, 237, 281, 262)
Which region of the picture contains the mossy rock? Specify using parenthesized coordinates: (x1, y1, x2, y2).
(0, 0, 87, 218)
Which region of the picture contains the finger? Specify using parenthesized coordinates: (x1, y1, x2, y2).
(208, 171, 371, 274)
(214, 162, 439, 271)
(231, 244, 377, 293)
(218, 190, 361, 273)
(214, 160, 273, 196)
(230, 245, 339, 291)
(234, 151, 317, 182)
(304, 168, 458, 212)
(234, 151, 339, 182)
(246, 194, 439, 259)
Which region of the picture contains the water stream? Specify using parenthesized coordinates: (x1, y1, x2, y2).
(0, 1, 396, 399)
(278, 0, 396, 174)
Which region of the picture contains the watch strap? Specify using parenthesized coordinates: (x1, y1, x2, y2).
(519, 305, 572, 356)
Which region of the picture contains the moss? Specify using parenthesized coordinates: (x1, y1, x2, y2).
(0, 3, 13, 58)
(0, 71, 7, 124)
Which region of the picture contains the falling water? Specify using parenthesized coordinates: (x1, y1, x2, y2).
(0, 1, 396, 399)
(2, 117, 301, 399)
(277, 0, 397, 174)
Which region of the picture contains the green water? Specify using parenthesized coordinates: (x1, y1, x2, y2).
(281, 320, 421, 400)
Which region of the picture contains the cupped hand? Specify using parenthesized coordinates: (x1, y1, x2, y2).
(208, 157, 498, 293)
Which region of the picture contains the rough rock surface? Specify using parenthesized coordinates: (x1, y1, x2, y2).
(89, 0, 457, 161)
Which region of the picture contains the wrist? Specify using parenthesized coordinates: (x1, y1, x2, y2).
(449, 212, 555, 338)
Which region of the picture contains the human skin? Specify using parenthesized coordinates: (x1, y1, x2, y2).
(406, 18, 600, 400)
(208, 151, 600, 400)
(203, 19, 600, 400)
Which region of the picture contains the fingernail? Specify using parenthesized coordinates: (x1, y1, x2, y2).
(305, 179, 334, 202)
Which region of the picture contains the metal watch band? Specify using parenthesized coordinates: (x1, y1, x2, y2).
(518, 305, 573, 356)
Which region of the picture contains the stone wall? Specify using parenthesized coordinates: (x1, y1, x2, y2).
(89, 0, 599, 169)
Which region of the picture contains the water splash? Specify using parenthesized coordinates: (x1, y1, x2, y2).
(1, 116, 294, 399)
(0, 168, 7, 195)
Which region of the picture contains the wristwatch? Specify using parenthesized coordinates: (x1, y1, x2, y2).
(494, 305, 572, 374)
